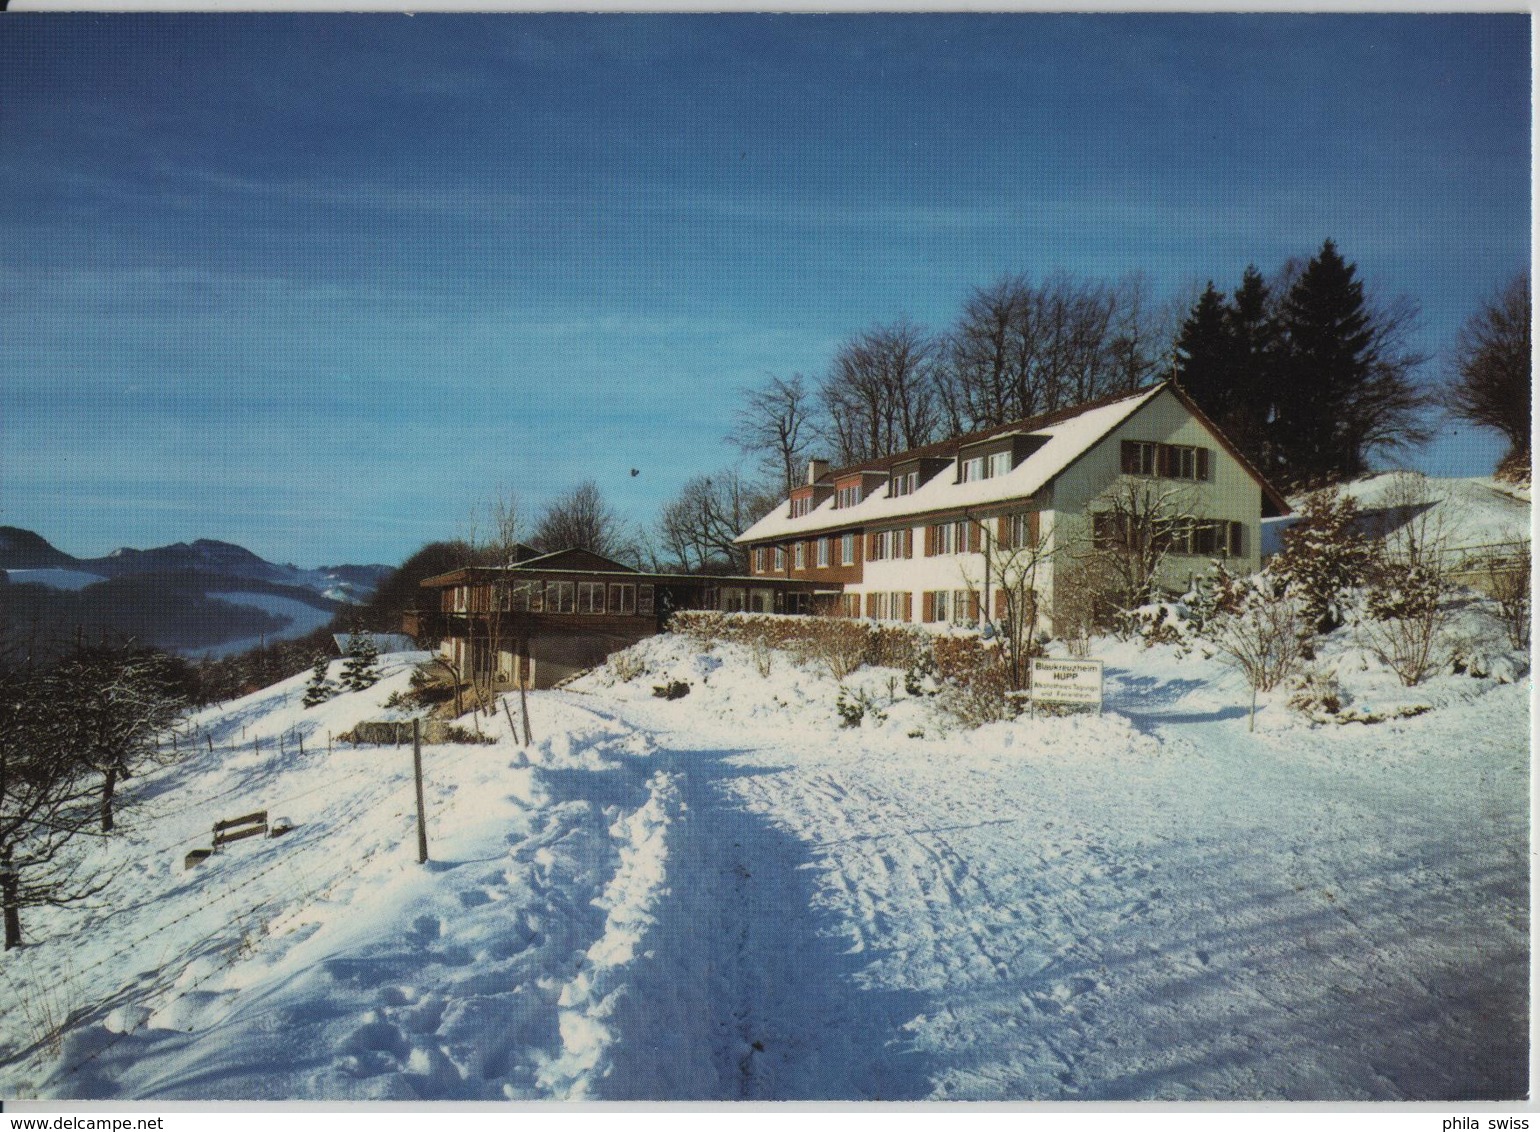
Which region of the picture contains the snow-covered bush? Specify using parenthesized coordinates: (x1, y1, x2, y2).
(932, 636, 1016, 726)
(1204, 576, 1309, 730)
(608, 651, 647, 683)
(834, 686, 886, 729)
(652, 680, 690, 700)
(1484, 543, 1531, 649)
(1287, 667, 1352, 722)
(1356, 559, 1452, 687)
(1270, 489, 1377, 635)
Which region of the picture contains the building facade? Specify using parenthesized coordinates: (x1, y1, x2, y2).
(412, 548, 818, 689)
(736, 382, 1289, 630)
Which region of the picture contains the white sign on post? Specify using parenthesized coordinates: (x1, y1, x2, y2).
(1029, 658, 1104, 711)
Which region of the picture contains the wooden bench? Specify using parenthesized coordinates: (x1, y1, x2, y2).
(213, 809, 269, 849)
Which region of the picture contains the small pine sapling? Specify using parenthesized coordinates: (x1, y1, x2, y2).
(302, 656, 336, 708)
(340, 630, 380, 692)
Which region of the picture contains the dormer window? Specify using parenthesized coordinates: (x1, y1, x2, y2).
(960, 456, 985, 483)
(835, 484, 860, 508)
(988, 451, 1012, 478)
(890, 470, 919, 497)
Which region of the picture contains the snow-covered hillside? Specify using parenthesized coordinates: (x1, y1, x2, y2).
(0, 615, 1527, 1101)
(1263, 472, 1530, 557)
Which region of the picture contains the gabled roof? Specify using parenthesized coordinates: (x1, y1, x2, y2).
(737, 385, 1165, 543)
(736, 382, 1290, 544)
(507, 547, 639, 574)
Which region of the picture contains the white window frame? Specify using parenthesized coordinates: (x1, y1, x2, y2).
(794, 541, 805, 570)
(989, 451, 1012, 478)
(578, 581, 605, 614)
(841, 532, 855, 566)
(610, 583, 636, 614)
(773, 546, 786, 571)
(817, 537, 830, 567)
(960, 456, 985, 483)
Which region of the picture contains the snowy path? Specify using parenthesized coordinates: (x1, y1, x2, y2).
(551, 645, 1528, 1101)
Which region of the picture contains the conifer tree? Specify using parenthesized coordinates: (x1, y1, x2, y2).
(1172, 282, 1234, 420)
(302, 655, 336, 707)
(340, 630, 379, 692)
(1223, 265, 1279, 469)
(1271, 240, 1428, 486)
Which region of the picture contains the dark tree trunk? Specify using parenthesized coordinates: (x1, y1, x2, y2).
(2, 844, 21, 950)
(101, 765, 118, 834)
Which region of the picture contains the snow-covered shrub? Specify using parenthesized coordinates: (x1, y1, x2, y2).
(835, 686, 886, 728)
(1204, 576, 1309, 730)
(904, 649, 939, 697)
(1119, 602, 1194, 650)
(608, 651, 647, 683)
(1270, 489, 1377, 635)
(932, 636, 1016, 726)
(1288, 668, 1352, 722)
(1356, 560, 1452, 687)
(652, 680, 690, 700)
(798, 619, 873, 682)
(1484, 543, 1531, 649)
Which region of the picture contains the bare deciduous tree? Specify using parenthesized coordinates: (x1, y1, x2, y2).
(656, 471, 777, 574)
(532, 481, 639, 564)
(51, 643, 185, 833)
(939, 272, 1162, 433)
(1, 656, 111, 950)
(1444, 273, 1531, 480)
(1075, 479, 1199, 618)
(821, 320, 942, 464)
(729, 375, 814, 500)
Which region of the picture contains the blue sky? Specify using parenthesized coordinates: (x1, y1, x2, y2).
(1, 13, 1528, 566)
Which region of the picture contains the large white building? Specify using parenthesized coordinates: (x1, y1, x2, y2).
(735, 381, 1289, 628)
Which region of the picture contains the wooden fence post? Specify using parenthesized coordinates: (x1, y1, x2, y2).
(413, 718, 429, 865)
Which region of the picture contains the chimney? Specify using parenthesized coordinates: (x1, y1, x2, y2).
(806, 458, 830, 485)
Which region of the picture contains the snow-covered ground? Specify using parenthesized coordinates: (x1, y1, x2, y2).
(0, 614, 1527, 1101)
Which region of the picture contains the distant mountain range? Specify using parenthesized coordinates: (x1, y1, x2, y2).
(0, 527, 394, 657)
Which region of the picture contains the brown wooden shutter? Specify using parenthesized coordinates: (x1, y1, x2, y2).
(997, 516, 1011, 549)
(969, 592, 980, 621)
(1028, 511, 1041, 547)
(865, 593, 877, 618)
(1121, 440, 1137, 474)
(1197, 447, 1211, 481)
(905, 529, 914, 558)
(1229, 521, 1243, 557)
(925, 525, 936, 556)
(903, 592, 913, 622)
(923, 592, 935, 622)
(994, 589, 1007, 619)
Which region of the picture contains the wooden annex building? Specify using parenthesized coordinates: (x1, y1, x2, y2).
(409, 548, 818, 690)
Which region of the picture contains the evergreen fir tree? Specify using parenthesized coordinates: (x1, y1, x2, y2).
(302, 655, 336, 708)
(1273, 240, 1377, 485)
(340, 630, 380, 692)
(1172, 282, 1234, 420)
(1223, 265, 1280, 472)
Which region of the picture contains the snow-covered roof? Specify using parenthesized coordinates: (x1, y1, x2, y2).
(737, 385, 1164, 543)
